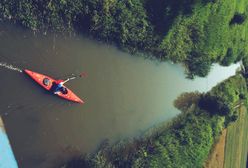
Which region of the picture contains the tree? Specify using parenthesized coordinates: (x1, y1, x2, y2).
(174, 92, 201, 112)
(230, 13, 246, 25)
(185, 51, 212, 78)
(221, 48, 236, 66)
(198, 94, 231, 116)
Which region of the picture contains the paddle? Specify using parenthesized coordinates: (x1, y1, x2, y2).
(65, 72, 87, 82)
(79, 72, 88, 78)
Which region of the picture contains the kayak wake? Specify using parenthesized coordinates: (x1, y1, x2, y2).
(0, 62, 22, 73)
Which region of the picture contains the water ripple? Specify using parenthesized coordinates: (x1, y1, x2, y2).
(0, 62, 22, 73)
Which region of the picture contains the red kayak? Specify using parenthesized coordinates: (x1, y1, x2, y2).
(24, 69, 84, 104)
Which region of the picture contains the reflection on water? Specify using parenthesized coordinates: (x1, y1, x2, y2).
(0, 24, 240, 168)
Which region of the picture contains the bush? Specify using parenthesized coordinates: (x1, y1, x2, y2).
(199, 94, 231, 116)
(230, 13, 246, 25)
(1, 0, 248, 77)
(79, 0, 155, 53)
(185, 51, 212, 78)
(141, 112, 215, 168)
(174, 92, 201, 112)
(61, 157, 90, 168)
(221, 48, 236, 66)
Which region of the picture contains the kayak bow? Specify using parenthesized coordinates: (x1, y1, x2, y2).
(24, 69, 84, 104)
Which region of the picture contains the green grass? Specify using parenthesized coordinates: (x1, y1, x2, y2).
(224, 105, 248, 168)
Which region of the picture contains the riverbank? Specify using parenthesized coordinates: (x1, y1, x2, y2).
(205, 106, 248, 168)
(1, 1, 248, 166)
(205, 105, 248, 168)
(1, 0, 248, 77)
(61, 73, 248, 167)
(204, 129, 227, 168)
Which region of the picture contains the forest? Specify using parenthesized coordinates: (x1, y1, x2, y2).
(1, 0, 248, 167)
(1, 0, 247, 77)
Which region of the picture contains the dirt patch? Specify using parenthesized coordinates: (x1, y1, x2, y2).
(204, 129, 227, 168)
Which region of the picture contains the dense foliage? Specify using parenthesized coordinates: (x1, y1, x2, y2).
(1, 0, 248, 77)
(1, 0, 248, 167)
(60, 74, 248, 168)
(199, 74, 247, 125)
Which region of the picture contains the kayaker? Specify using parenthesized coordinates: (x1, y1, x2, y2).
(53, 78, 70, 94)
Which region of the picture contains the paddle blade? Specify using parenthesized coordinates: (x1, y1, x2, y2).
(80, 72, 88, 78)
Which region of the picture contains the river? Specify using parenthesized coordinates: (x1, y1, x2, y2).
(0, 24, 240, 168)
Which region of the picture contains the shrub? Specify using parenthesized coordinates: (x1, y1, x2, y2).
(185, 51, 212, 78)
(221, 48, 236, 66)
(230, 13, 246, 25)
(199, 94, 231, 116)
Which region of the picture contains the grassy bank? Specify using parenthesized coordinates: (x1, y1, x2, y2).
(1, 0, 248, 77)
(204, 105, 248, 168)
(224, 105, 248, 168)
(60, 74, 248, 168)
(204, 129, 227, 168)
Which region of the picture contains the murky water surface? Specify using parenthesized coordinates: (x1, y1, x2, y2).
(0, 24, 240, 168)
